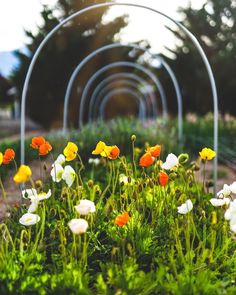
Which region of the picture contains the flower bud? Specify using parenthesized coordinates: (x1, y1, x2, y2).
(131, 134, 136, 142)
(87, 179, 94, 188)
(178, 153, 189, 164)
(211, 211, 217, 225)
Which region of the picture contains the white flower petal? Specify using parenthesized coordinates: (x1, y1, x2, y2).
(217, 184, 231, 198)
(230, 181, 236, 194)
(75, 199, 96, 215)
(68, 218, 88, 234)
(38, 189, 52, 201)
(54, 154, 66, 166)
(19, 213, 40, 226)
(210, 197, 230, 207)
(62, 165, 75, 187)
(162, 153, 179, 170)
(22, 188, 37, 199)
(88, 158, 100, 166)
(27, 199, 40, 213)
(51, 164, 64, 182)
(177, 199, 193, 214)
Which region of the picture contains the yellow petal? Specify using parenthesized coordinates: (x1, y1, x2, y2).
(0, 152, 3, 165)
(92, 141, 106, 155)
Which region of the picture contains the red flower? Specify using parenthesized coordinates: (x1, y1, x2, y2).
(146, 145, 161, 157)
(3, 148, 15, 164)
(159, 171, 169, 186)
(108, 145, 120, 160)
(139, 152, 153, 167)
(114, 212, 130, 227)
(30, 136, 46, 149)
(30, 136, 52, 156)
(39, 142, 52, 156)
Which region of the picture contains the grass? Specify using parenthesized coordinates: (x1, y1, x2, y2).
(0, 132, 236, 294)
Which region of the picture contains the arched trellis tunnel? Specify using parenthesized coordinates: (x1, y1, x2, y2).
(88, 75, 157, 122)
(20, 2, 218, 193)
(88, 72, 157, 121)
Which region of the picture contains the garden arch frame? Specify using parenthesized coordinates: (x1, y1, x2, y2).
(20, 2, 218, 191)
(90, 75, 157, 121)
(88, 72, 157, 122)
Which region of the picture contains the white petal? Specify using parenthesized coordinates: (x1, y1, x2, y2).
(230, 182, 236, 194)
(51, 164, 64, 182)
(22, 188, 37, 199)
(75, 199, 96, 215)
(162, 153, 179, 170)
(210, 198, 230, 207)
(62, 165, 76, 187)
(54, 154, 66, 166)
(27, 199, 39, 213)
(177, 199, 193, 214)
(19, 213, 40, 226)
(217, 184, 231, 197)
(68, 218, 88, 234)
(224, 209, 231, 220)
(38, 189, 52, 201)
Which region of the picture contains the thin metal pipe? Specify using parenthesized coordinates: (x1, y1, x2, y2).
(78, 61, 167, 127)
(20, 2, 218, 193)
(92, 79, 156, 120)
(99, 87, 146, 120)
(89, 72, 157, 122)
(63, 43, 168, 133)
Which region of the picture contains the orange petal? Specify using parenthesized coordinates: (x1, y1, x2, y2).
(139, 152, 153, 167)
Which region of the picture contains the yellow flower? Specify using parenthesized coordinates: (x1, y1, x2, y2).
(100, 145, 113, 158)
(63, 142, 78, 161)
(92, 141, 106, 155)
(199, 148, 216, 161)
(0, 152, 3, 165)
(14, 165, 32, 183)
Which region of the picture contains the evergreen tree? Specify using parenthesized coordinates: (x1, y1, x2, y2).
(166, 0, 236, 115)
(11, 0, 131, 128)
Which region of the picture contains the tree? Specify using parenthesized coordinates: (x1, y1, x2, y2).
(11, 0, 131, 128)
(166, 0, 236, 115)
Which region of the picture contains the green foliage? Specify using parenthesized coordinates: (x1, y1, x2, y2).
(167, 0, 236, 115)
(11, 0, 130, 128)
(1, 129, 236, 293)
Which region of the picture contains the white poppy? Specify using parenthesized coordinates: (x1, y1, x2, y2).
(162, 153, 179, 170)
(68, 218, 88, 234)
(75, 199, 96, 215)
(88, 158, 100, 166)
(224, 200, 236, 221)
(51, 163, 64, 182)
(19, 213, 40, 226)
(27, 189, 52, 213)
(210, 197, 230, 207)
(177, 199, 193, 214)
(54, 154, 66, 166)
(22, 188, 37, 199)
(217, 184, 231, 198)
(230, 182, 236, 194)
(62, 165, 76, 187)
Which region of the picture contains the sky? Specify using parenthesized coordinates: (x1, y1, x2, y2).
(0, 0, 206, 52)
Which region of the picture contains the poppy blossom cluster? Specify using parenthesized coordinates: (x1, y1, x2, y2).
(30, 136, 52, 156)
(92, 141, 120, 160)
(139, 144, 161, 167)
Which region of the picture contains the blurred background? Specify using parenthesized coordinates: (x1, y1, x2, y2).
(1, 0, 235, 130)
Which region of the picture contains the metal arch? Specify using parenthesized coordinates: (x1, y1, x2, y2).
(99, 87, 147, 120)
(91, 78, 157, 121)
(78, 61, 167, 127)
(63, 43, 181, 139)
(20, 2, 218, 193)
(89, 72, 157, 122)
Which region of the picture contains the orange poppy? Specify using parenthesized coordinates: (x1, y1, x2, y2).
(3, 148, 15, 164)
(108, 145, 120, 160)
(114, 212, 130, 227)
(146, 144, 161, 157)
(159, 171, 169, 186)
(30, 136, 46, 149)
(139, 152, 153, 167)
(39, 141, 52, 156)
